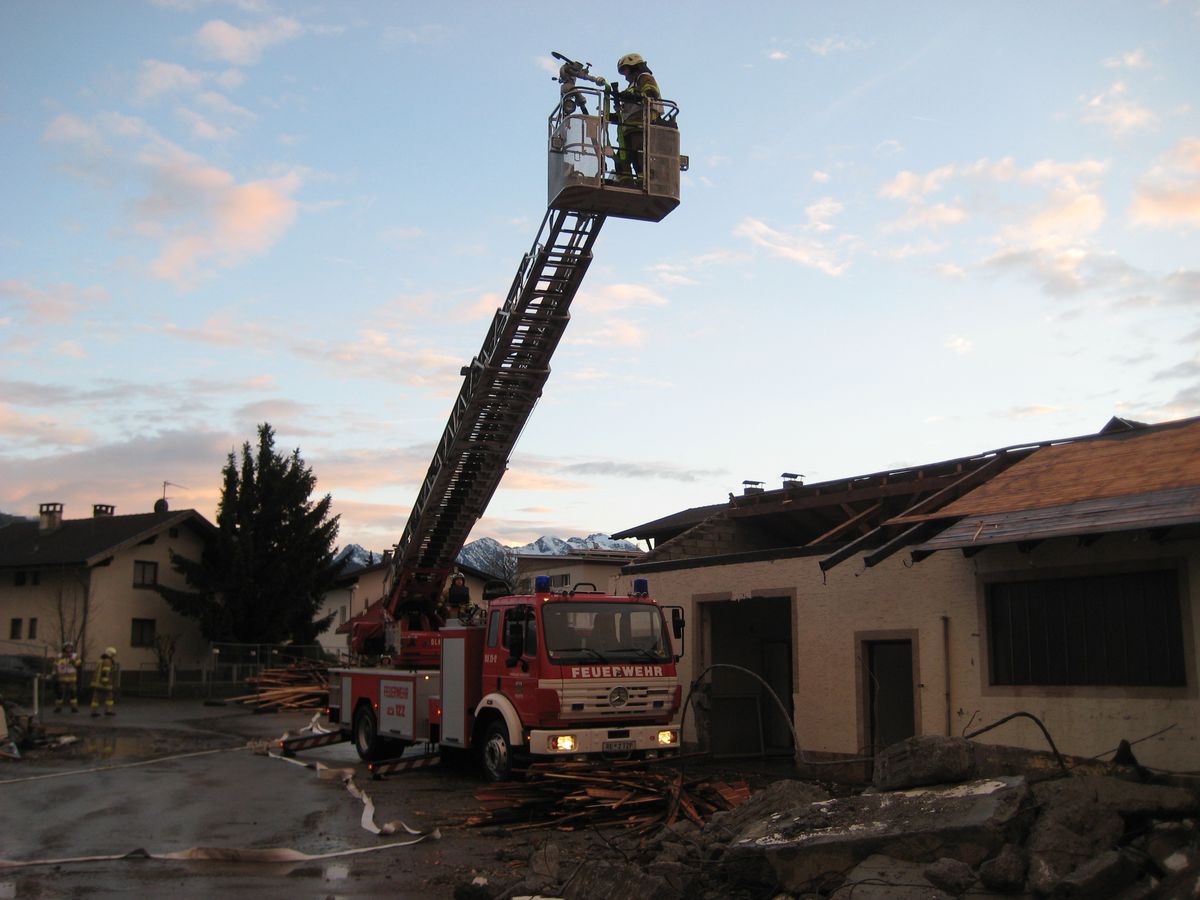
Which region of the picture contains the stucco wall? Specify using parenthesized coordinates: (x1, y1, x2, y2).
(1, 523, 211, 671)
(617, 532, 1199, 773)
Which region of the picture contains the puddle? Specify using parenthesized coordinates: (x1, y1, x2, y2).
(0, 881, 14, 899)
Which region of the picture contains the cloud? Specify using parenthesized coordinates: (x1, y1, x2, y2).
(1103, 48, 1149, 70)
(0, 279, 109, 324)
(575, 283, 668, 312)
(734, 217, 849, 276)
(1006, 404, 1061, 418)
(1080, 82, 1155, 135)
(555, 459, 724, 483)
(807, 35, 866, 56)
(195, 17, 303, 65)
(0, 405, 95, 450)
(944, 335, 973, 355)
(136, 60, 204, 101)
(767, 49, 789, 61)
(883, 203, 966, 233)
(383, 24, 449, 46)
(1130, 137, 1200, 228)
(880, 158, 1018, 200)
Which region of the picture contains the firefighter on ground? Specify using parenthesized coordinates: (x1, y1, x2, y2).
(54, 642, 83, 713)
(90, 647, 118, 717)
(613, 52, 661, 183)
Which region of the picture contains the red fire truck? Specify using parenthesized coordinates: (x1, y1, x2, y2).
(329, 57, 687, 779)
(330, 578, 684, 779)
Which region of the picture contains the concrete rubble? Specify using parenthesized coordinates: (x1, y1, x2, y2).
(474, 736, 1200, 898)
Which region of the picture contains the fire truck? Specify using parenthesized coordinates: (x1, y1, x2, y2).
(328, 56, 687, 780)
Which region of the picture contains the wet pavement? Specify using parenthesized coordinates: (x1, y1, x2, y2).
(0, 698, 535, 898)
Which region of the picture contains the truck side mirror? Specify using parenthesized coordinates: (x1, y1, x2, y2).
(666, 606, 685, 659)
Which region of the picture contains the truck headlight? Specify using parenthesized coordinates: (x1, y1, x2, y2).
(549, 734, 576, 752)
(656, 730, 678, 746)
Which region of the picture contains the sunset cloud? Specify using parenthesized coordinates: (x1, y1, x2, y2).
(194, 17, 302, 65)
(734, 217, 849, 276)
(1130, 137, 1200, 228)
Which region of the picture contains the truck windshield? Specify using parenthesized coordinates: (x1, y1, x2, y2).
(542, 602, 672, 664)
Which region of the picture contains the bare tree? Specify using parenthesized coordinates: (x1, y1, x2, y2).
(52, 567, 94, 661)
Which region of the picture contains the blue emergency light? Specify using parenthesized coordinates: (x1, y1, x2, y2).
(633, 578, 649, 595)
(535, 575, 551, 592)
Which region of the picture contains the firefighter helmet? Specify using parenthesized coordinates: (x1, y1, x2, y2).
(617, 52, 645, 71)
(104, 646, 117, 657)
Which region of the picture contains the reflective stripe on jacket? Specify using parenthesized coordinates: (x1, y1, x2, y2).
(55, 655, 81, 681)
(618, 72, 661, 126)
(92, 656, 115, 688)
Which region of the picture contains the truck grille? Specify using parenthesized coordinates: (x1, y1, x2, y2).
(557, 679, 674, 719)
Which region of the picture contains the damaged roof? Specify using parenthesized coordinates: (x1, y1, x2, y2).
(617, 415, 1200, 574)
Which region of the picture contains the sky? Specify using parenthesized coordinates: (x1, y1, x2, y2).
(2, 1, 1199, 555)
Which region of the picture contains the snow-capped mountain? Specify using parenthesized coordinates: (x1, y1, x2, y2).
(513, 534, 640, 555)
(333, 543, 382, 572)
(334, 534, 641, 581)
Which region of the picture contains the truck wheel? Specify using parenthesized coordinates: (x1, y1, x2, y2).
(480, 720, 512, 781)
(352, 704, 386, 762)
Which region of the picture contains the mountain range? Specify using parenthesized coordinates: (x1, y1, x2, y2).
(333, 533, 641, 579)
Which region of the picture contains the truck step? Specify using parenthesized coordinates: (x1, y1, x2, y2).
(368, 752, 441, 780)
(276, 729, 349, 757)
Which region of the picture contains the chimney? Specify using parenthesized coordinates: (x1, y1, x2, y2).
(742, 480, 765, 496)
(39, 502, 64, 531)
(93, 504, 115, 517)
(781, 472, 804, 489)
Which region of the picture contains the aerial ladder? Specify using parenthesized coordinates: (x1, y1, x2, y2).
(348, 55, 685, 660)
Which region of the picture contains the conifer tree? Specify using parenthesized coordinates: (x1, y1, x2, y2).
(159, 424, 344, 644)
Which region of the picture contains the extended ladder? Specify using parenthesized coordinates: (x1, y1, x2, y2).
(385, 208, 606, 613)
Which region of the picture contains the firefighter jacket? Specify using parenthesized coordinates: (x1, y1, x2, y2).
(617, 71, 661, 127)
(55, 652, 82, 683)
(92, 654, 116, 688)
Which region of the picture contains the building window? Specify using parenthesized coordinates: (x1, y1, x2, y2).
(13, 571, 25, 587)
(9, 618, 21, 640)
(133, 560, 159, 589)
(131, 618, 157, 647)
(987, 569, 1186, 687)
(550, 573, 571, 587)
(28, 618, 37, 640)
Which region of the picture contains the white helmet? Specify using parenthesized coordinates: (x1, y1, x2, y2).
(105, 647, 117, 657)
(617, 53, 645, 71)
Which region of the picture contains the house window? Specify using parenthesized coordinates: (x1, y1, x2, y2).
(28, 618, 37, 640)
(550, 573, 571, 588)
(986, 569, 1186, 687)
(13, 571, 25, 587)
(131, 618, 156, 647)
(133, 560, 159, 588)
(9, 618, 21, 640)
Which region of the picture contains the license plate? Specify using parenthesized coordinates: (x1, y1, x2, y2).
(603, 740, 635, 752)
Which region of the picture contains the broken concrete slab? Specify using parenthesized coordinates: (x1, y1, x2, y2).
(1144, 820, 1200, 876)
(874, 735, 1153, 791)
(924, 856, 976, 894)
(873, 736, 975, 790)
(561, 860, 677, 900)
(839, 854, 954, 899)
(1052, 848, 1140, 898)
(978, 842, 1028, 892)
(1032, 775, 1200, 818)
(1026, 789, 1124, 894)
(719, 776, 1033, 894)
(702, 778, 831, 843)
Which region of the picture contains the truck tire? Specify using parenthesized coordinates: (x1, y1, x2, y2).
(352, 704, 387, 762)
(480, 719, 512, 781)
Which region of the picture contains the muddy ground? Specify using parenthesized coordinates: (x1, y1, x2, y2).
(0, 698, 798, 899)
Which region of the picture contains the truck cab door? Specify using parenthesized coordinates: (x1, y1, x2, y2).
(498, 605, 538, 711)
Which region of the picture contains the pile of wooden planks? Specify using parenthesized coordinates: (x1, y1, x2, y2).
(468, 758, 752, 833)
(228, 660, 330, 710)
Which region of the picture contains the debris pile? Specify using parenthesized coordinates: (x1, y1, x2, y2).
(469, 738, 1200, 899)
(467, 759, 751, 833)
(228, 660, 329, 710)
